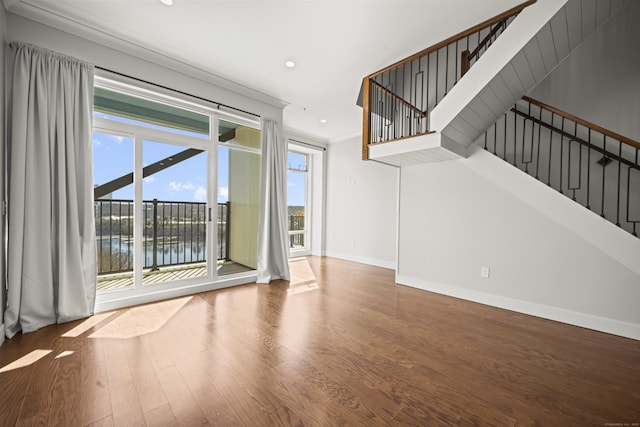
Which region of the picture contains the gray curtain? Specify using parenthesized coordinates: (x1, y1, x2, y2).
(4, 42, 96, 338)
(256, 118, 290, 283)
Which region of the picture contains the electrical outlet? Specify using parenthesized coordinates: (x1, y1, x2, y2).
(480, 266, 490, 278)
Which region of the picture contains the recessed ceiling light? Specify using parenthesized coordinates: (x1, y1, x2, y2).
(160, 0, 173, 5)
(285, 60, 296, 68)
(320, 119, 327, 124)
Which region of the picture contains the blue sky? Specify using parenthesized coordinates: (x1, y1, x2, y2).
(93, 126, 306, 206)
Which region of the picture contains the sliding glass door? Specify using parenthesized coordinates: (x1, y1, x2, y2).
(92, 79, 262, 302)
(93, 81, 216, 295)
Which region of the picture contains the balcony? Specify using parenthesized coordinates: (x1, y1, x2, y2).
(96, 200, 306, 290)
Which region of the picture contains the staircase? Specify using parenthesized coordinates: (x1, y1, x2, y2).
(362, 0, 628, 166)
(360, 0, 639, 238)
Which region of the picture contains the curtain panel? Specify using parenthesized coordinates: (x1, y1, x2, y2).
(4, 42, 96, 338)
(257, 118, 290, 283)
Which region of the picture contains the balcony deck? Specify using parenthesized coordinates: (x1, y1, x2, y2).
(97, 261, 254, 291)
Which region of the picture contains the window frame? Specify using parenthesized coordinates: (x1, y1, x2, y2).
(287, 148, 311, 256)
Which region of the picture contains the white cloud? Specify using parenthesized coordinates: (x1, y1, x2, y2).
(168, 181, 195, 192)
(143, 176, 155, 183)
(194, 186, 207, 202)
(218, 186, 228, 202)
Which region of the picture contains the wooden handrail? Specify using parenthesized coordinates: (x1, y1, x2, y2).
(522, 96, 640, 149)
(461, 21, 507, 76)
(468, 19, 507, 60)
(370, 80, 427, 118)
(368, 0, 536, 79)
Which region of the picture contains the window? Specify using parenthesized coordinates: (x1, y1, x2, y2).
(287, 151, 308, 251)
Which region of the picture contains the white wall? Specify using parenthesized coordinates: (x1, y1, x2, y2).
(325, 136, 398, 269)
(0, 1, 6, 346)
(529, 0, 640, 142)
(6, 13, 283, 123)
(397, 148, 640, 340)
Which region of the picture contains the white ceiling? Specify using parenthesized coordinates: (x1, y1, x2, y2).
(3, 0, 522, 142)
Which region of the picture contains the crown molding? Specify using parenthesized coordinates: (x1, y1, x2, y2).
(4, 0, 288, 110)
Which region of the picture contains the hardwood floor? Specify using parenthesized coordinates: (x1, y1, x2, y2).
(1, 256, 639, 426)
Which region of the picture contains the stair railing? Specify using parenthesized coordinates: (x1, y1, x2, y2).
(483, 96, 640, 237)
(361, 0, 536, 160)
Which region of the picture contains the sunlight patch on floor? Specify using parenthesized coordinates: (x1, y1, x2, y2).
(89, 296, 192, 339)
(54, 351, 75, 359)
(62, 312, 116, 337)
(287, 257, 319, 295)
(0, 349, 52, 373)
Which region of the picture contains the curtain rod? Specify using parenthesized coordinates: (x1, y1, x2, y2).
(289, 138, 327, 151)
(95, 66, 261, 119)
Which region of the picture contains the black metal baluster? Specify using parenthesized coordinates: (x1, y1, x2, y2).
(567, 122, 580, 201)
(170, 202, 174, 265)
(601, 135, 607, 217)
(493, 118, 500, 156)
(629, 149, 639, 236)
(435, 49, 440, 106)
(402, 64, 406, 138)
(503, 111, 507, 161)
(455, 39, 459, 84)
(586, 128, 592, 210)
(426, 53, 431, 129)
(513, 106, 517, 166)
(616, 139, 622, 226)
(225, 202, 231, 261)
(535, 103, 542, 179)
(98, 202, 103, 274)
(152, 199, 158, 270)
(559, 117, 565, 194)
(547, 113, 554, 186)
(445, 43, 449, 96)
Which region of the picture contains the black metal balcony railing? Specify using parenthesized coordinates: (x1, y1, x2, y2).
(288, 214, 305, 248)
(361, 0, 535, 159)
(483, 97, 640, 237)
(95, 199, 230, 275)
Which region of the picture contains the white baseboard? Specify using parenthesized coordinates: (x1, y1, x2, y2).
(325, 251, 396, 270)
(397, 274, 640, 341)
(0, 323, 4, 347)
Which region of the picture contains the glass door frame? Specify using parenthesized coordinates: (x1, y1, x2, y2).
(92, 120, 217, 292)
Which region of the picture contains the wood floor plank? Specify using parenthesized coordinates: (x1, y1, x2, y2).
(121, 337, 169, 414)
(155, 365, 210, 426)
(108, 375, 146, 427)
(84, 415, 114, 427)
(1, 256, 639, 426)
(48, 336, 84, 426)
(143, 403, 178, 427)
(81, 338, 112, 425)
